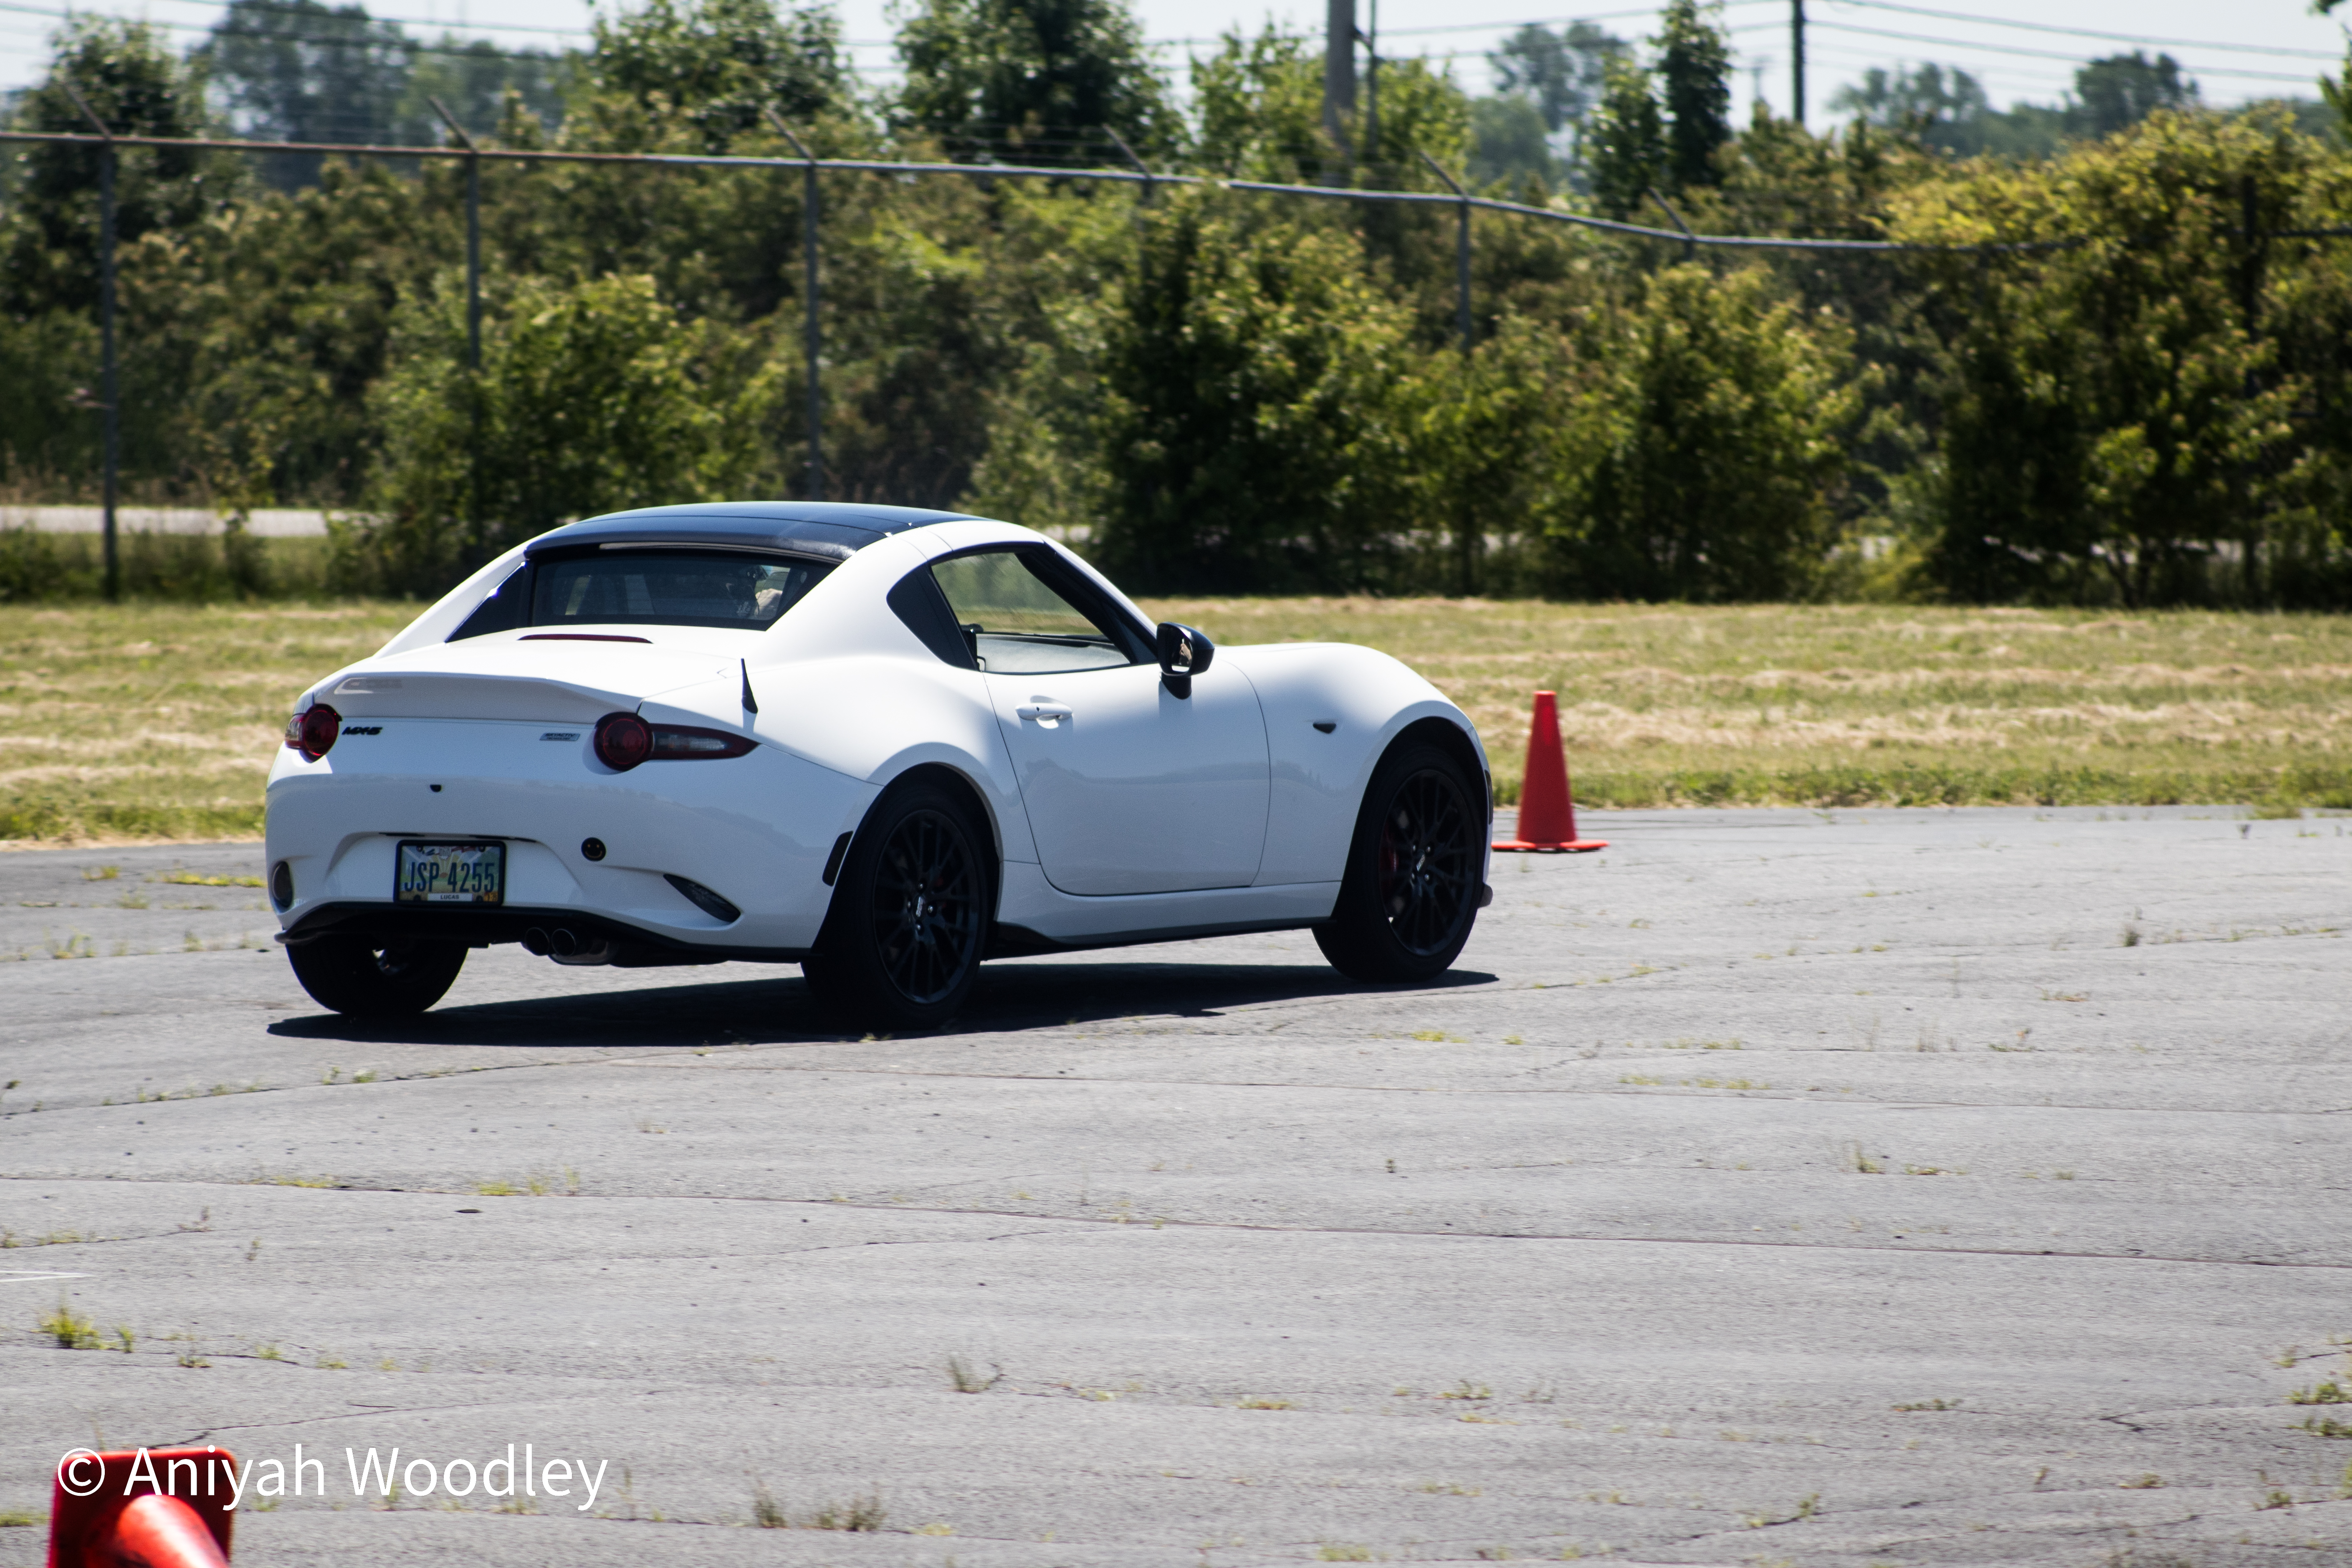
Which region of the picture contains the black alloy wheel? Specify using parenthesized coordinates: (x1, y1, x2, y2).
(1314, 742, 1482, 984)
(807, 781, 989, 1029)
(286, 936, 468, 1016)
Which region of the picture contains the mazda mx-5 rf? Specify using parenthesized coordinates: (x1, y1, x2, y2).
(266, 503, 1495, 1028)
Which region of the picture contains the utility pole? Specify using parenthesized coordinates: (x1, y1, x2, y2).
(66, 86, 118, 602)
(1791, 0, 1807, 127)
(1324, 0, 1356, 176)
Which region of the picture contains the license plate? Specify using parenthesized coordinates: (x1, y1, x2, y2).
(395, 840, 505, 905)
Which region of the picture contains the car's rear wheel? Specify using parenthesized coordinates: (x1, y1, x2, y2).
(286, 936, 468, 1016)
(805, 780, 989, 1031)
(1314, 741, 1482, 984)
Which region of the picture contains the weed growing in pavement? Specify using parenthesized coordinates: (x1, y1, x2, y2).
(111, 1325, 134, 1353)
(805, 1490, 886, 1531)
(255, 1343, 283, 1361)
(39, 1302, 102, 1348)
(2121, 1474, 2165, 1488)
(81, 865, 119, 881)
(0, 1510, 41, 1528)
(1744, 1493, 1820, 1528)
(1846, 1144, 1887, 1174)
(478, 1168, 581, 1198)
(2258, 1489, 2295, 1510)
(166, 1333, 209, 1368)
(945, 1355, 1001, 1393)
(1437, 1382, 1493, 1401)
(2299, 1415, 2352, 1437)
(750, 1480, 787, 1529)
(4, 1229, 89, 1247)
(1237, 1398, 1294, 1410)
(1892, 1398, 1961, 1412)
(1317, 1545, 1375, 1562)
(2290, 1379, 2351, 1405)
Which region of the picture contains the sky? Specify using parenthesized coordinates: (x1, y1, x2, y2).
(1, 0, 2344, 125)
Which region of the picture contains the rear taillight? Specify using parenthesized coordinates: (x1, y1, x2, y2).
(284, 703, 340, 761)
(594, 713, 653, 771)
(594, 713, 755, 771)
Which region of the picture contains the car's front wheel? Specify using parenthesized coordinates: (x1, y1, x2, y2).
(805, 780, 989, 1031)
(1314, 741, 1483, 984)
(286, 937, 468, 1016)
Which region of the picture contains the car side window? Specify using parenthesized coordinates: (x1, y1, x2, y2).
(928, 550, 1143, 675)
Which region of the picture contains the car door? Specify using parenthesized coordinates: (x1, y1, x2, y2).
(928, 548, 1270, 896)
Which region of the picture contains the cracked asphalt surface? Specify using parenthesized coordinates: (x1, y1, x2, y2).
(3, 806, 2349, 1567)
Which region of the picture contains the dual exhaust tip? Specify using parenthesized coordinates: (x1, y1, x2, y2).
(520, 926, 613, 965)
(520, 872, 740, 966)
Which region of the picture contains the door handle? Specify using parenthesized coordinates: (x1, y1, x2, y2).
(1016, 703, 1072, 725)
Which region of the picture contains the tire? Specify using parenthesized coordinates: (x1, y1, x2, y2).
(286, 936, 467, 1016)
(807, 780, 990, 1031)
(1313, 741, 1483, 984)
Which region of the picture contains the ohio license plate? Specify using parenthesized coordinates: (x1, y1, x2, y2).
(395, 840, 505, 904)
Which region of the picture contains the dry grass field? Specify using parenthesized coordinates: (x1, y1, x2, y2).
(3, 599, 2348, 845)
(1156, 598, 2352, 813)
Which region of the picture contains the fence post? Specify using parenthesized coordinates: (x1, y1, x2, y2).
(66, 86, 119, 602)
(767, 111, 824, 502)
(1104, 125, 1156, 206)
(1416, 149, 1472, 359)
(427, 98, 486, 560)
(1645, 185, 1698, 264)
(1416, 149, 1477, 594)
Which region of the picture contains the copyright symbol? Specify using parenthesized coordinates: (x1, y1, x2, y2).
(56, 1448, 105, 1497)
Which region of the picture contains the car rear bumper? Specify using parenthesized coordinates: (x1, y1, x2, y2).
(265, 728, 875, 953)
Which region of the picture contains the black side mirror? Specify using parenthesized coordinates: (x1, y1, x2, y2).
(1156, 622, 1214, 696)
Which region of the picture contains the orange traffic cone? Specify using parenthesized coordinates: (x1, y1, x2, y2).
(1492, 691, 1606, 852)
(49, 1448, 236, 1568)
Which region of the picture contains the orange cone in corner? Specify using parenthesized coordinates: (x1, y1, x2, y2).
(49, 1448, 235, 1568)
(1492, 691, 1606, 852)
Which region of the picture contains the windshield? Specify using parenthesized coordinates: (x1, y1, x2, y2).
(453, 550, 833, 637)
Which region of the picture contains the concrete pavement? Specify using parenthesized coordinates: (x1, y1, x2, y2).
(3, 807, 2348, 1565)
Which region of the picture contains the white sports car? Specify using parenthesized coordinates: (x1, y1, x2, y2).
(266, 504, 1494, 1027)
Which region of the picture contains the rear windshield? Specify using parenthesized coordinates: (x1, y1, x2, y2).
(452, 550, 832, 637)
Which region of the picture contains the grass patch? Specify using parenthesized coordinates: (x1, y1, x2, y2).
(1144, 599, 2352, 808)
(8, 599, 2351, 842)
(0, 601, 415, 844)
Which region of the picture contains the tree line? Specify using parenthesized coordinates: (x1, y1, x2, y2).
(4, 0, 2352, 607)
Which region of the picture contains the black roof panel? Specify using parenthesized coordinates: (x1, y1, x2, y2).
(527, 502, 982, 562)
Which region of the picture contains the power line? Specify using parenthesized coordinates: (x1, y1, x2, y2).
(1832, 0, 2346, 63)
(1808, 20, 2326, 86)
